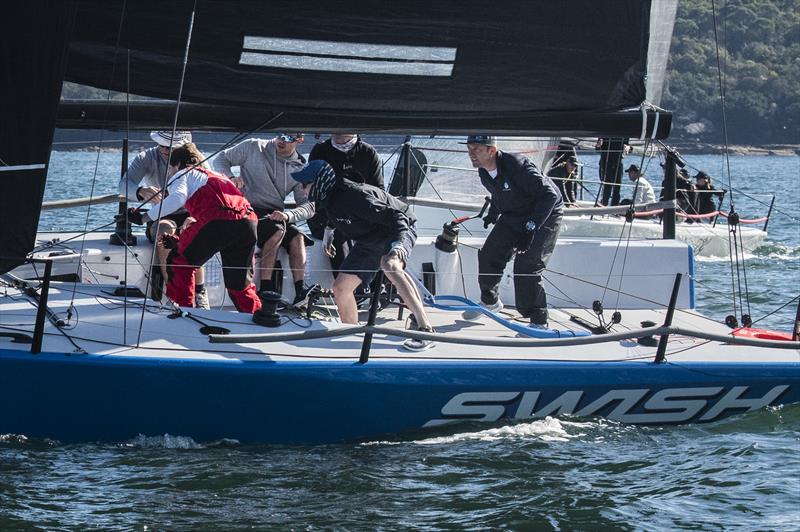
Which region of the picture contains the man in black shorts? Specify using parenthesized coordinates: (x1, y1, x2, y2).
(287, 160, 435, 351)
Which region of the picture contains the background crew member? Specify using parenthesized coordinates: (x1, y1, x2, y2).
(546, 155, 579, 206)
(694, 171, 725, 221)
(463, 135, 563, 328)
(595, 137, 630, 206)
(212, 133, 312, 304)
(120, 144, 261, 313)
(621, 164, 656, 206)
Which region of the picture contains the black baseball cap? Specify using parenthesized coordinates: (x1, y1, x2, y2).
(460, 135, 497, 146)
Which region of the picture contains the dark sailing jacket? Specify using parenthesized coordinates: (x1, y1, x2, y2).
(694, 183, 724, 215)
(320, 179, 416, 244)
(660, 174, 697, 213)
(309, 138, 384, 189)
(546, 163, 577, 205)
(480, 151, 563, 229)
(307, 137, 385, 237)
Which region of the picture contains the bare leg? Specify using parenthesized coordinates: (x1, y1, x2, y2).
(332, 273, 362, 324)
(259, 230, 285, 285)
(288, 234, 306, 283)
(381, 255, 432, 330)
(153, 219, 178, 282)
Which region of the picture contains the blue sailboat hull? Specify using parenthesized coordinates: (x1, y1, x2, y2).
(0, 350, 797, 444)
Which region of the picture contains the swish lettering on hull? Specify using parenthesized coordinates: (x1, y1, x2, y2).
(423, 385, 790, 427)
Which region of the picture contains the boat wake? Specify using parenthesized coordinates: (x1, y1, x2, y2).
(121, 433, 241, 449)
(365, 417, 589, 446)
(693, 242, 799, 262)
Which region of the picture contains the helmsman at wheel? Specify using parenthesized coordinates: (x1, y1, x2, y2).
(463, 135, 563, 328)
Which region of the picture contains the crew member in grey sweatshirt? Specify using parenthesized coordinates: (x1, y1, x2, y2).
(212, 133, 313, 303)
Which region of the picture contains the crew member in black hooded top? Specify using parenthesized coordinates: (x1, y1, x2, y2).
(285, 160, 435, 352)
(462, 135, 564, 328)
(307, 134, 385, 276)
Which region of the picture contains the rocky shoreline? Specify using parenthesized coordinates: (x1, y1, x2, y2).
(669, 143, 800, 156)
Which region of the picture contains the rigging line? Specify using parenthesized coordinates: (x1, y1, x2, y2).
(750, 294, 800, 327)
(710, 0, 734, 208)
(123, 46, 132, 344)
(729, 219, 746, 321)
(599, 141, 653, 306)
(712, 0, 756, 325)
(407, 145, 474, 237)
(67, 0, 129, 318)
(27, 109, 290, 290)
(138, 0, 198, 347)
(612, 140, 653, 313)
(736, 223, 751, 319)
(726, 220, 738, 320)
(380, 143, 402, 179)
(723, 187, 798, 224)
(544, 268, 723, 326)
(541, 274, 590, 314)
(127, 112, 287, 213)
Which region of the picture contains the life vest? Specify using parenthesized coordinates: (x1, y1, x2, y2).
(184, 167, 255, 223)
(731, 327, 794, 342)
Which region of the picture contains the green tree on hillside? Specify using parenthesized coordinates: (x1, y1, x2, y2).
(663, 0, 799, 144)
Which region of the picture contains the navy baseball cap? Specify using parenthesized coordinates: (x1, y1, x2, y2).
(460, 135, 497, 146)
(291, 159, 327, 184)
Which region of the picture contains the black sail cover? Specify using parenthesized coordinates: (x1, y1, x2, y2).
(64, 0, 656, 132)
(0, 2, 76, 274)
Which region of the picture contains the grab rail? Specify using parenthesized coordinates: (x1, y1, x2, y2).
(402, 196, 677, 217)
(208, 323, 799, 351)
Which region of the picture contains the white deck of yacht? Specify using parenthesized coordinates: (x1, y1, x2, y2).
(1, 283, 797, 364)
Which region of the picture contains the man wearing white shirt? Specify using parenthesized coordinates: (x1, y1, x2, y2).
(623, 164, 656, 206)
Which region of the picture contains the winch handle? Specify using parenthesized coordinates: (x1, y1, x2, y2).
(477, 196, 491, 217)
(450, 197, 492, 226)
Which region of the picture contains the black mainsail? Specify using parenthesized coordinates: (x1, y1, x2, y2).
(2, 0, 671, 275)
(0, 3, 77, 274)
(59, 0, 669, 135)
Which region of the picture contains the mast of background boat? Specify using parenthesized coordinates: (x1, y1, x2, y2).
(762, 195, 775, 233)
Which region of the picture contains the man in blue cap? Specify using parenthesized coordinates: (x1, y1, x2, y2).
(462, 135, 564, 328)
(286, 160, 435, 351)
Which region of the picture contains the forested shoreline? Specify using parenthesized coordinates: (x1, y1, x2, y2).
(663, 0, 798, 145)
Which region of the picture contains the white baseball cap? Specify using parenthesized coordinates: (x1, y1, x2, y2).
(150, 130, 193, 147)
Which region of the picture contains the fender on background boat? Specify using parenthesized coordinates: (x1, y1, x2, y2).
(732, 327, 794, 342)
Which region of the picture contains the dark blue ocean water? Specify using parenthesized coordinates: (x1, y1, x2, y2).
(4, 148, 797, 530)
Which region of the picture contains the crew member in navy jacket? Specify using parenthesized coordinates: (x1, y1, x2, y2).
(462, 135, 564, 328)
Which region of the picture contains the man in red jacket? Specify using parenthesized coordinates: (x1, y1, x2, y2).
(120, 143, 261, 313)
